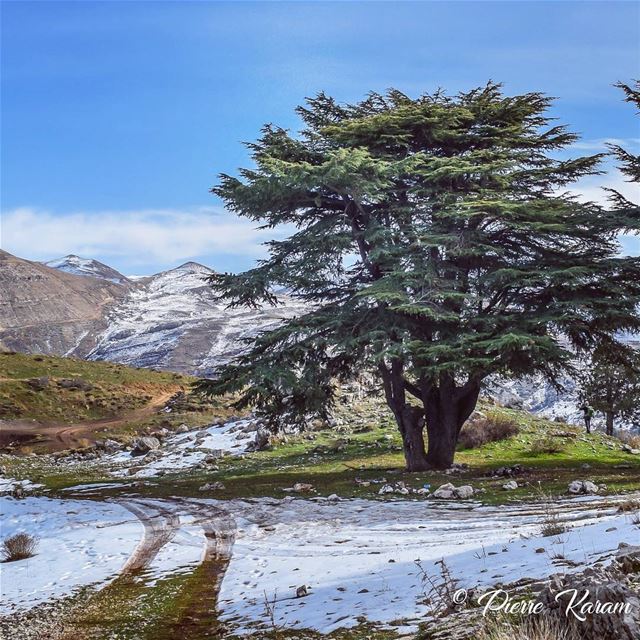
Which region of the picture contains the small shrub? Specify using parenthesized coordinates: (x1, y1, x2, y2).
(617, 430, 640, 449)
(539, 490, 567, 537)
(529, 436, 566, 455)
(1, 532, 38, 562)
(617, 499, 640, 513)
(479, 615, 579, 640)
(458, 413, 519, 449)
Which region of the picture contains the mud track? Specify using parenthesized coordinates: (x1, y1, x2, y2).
(0, 390, 175, 450)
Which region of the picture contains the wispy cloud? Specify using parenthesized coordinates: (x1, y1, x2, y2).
(568, 137, 640, 152)
(0, 206, 287, 268)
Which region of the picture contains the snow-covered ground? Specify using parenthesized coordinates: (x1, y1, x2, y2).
(1, 493, 637, 631)
(217, 495, 640, 634)
(106, 418, 255, 478)
(0, 478, 44, 495)
(0, 497, 141, 613)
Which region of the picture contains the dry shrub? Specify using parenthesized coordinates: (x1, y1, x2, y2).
(529, 436, 566, 455)
(617, 499, 640, 513)
(617, 431, 640, 449)
(479, 615, 579, 640)
(458, 413, 519, 450)
(1, 532, 38, 562)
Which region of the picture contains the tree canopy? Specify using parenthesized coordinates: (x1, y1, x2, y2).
(198, 82, 640, 470)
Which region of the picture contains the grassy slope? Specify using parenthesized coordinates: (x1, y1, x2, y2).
(0, 352, 237, 452)
(4, 386, 640, 503)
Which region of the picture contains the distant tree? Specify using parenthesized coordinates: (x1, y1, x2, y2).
(578, 342, 640, 435)
(577, 80, 640, 437)
(198, 83, 640, 471)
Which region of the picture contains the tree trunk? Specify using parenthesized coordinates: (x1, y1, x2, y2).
(605, 411, 614, 436)
(398, 405, 430, 471)
(379, 361, 481, 471)
(423, 381, 481, 470)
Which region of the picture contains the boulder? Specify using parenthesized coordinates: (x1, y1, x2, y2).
(502, 480, 518, 490)
(433, 483, 456, 499)
(535, 566, 640, 640)
(454, 485, 474, 499)
(246, 428, 271, 452)
(433, 483, 474, 499)
(568, 480, 599, 495)
(102, 439, 122, 453)
(25, 377, 49, 391)
(131, 436, 161, 456)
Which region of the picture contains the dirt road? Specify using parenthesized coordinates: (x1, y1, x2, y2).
(0, 390, 175, 450)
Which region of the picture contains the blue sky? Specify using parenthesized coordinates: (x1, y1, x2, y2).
(2, 1, 639, 274)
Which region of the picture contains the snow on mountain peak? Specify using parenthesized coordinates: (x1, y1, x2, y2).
(44, 255, 130, 285)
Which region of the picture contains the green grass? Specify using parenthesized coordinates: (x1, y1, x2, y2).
(0, 351, 186, 423)
(7, 394, 638, 505)
(0, 351, 239, 452)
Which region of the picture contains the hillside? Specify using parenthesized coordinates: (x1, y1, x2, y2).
(0, 352, 235, 452)
(3, 249, 306, 376)
(0, 250, 128, 356)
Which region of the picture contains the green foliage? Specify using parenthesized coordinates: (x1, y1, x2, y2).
(577, 341, 640, 428)
(198, 82, 640, 467)
(606, 80, 639, 210)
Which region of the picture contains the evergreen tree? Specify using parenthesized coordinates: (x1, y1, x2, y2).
(198, 83, 640, 470)
(606, 80, 639, 210)
(578, 341, 640, 435)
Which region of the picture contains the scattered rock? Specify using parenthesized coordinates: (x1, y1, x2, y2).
(490, 464, 526, 478)
(57, 378, 93, 391)
(283, 482, 315, 493)
(568, 479, 599, 495)
(622, 444, 640, 455)
(502, 480, 518, 491)
(198, 481, 225, 491)
(131, 436, 161, 456)
(536, 565, 640, 640)
(25, 376, 49, 391)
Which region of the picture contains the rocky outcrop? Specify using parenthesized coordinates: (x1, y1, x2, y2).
(536, 559, 640, 640)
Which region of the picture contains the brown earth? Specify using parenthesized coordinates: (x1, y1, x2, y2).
(0, 390, 175, 450)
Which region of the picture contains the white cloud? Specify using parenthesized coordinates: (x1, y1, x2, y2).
(1, 167, 638, 269)
(568, 137, 640, 152)
(568, 168, 639, 206)
(0, 206, 288, 267)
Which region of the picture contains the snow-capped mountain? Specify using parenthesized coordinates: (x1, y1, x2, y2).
(44, 255, 130, 285)
(85, 261, 307, 376)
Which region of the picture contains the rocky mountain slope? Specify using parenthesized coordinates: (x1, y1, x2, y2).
(44, 255, 130, 285)
(85, 261, 307, 376)
(1, 250, 305, 377)
(0, 250, 127, 356)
